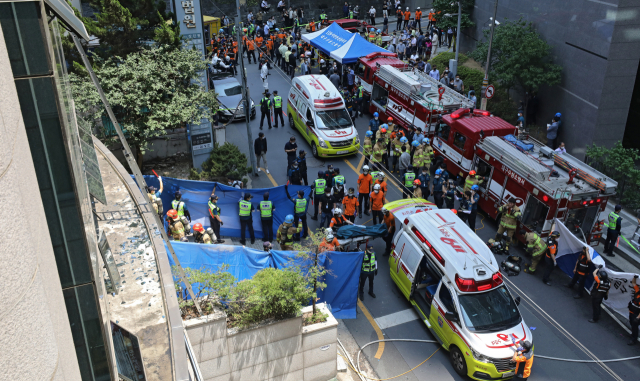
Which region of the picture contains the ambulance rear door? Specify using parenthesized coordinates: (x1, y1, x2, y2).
(391, 231, 423, 299)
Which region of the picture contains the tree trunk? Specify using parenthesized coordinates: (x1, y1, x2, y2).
(136, 144, 144, 169)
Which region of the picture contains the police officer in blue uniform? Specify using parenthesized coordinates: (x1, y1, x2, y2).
(431, 169, 445, 208)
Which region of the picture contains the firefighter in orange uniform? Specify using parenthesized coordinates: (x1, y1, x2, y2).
(565, 246, 591, 298)
(512, 341, 534, 380)
(541, 231, 560, 285)
(628, 275, 640, 345)
(319, 228, 340, 252)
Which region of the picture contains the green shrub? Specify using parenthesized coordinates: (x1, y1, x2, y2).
(189, 142, 252, 181)
(173, 265, 237, 317)
(586, 142, 640, 210)
(486, 86, 518, 124)
(457, 66, 484, 95)
(428, 52, 469, 71)
(224, 268, 314, 328)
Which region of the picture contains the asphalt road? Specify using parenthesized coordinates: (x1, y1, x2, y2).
(223, 55, 640, 381)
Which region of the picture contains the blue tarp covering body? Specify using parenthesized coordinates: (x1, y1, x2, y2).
(504, 134, 534, 152)
(302, 23, 389, 64)
(337, 224, 388, 239)
(144, 175, 311, 238)
(167, 241, 363, 318)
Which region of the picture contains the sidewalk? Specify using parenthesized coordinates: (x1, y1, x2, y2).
(595, 201, 640, 274)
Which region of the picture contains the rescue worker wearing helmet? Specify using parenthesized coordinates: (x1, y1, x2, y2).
(522, 230, 548, 274)
(375, 30, 382, 46)
(463, 170, 485, 193)
(431, 169, 445, 207)
(374, 172, 388, 197)
(468, 185, 480, 231)
(604, 204, 622, 257)
(193, 223, 214, 244)
(372, 138, 385, 169)
(331, 167, 345, 188)
(512, 340, 534, 380)
(331, 178, 346, 208)
(417, 166, 431, 200)
(359, 245, 378, 300)
(370, 184, 387, 224)
(259, 192, 275, 242)
(496, 197, 522, 252)
(208, 189, 225, 244)
(628, 275, 640, 345)
(369, 112, 381, 134)
(402, 165, 416, 199)
(330, 208, 353, 229)
(285, 185, 309, 239)
(391, 132, 404, 173)
(166, 209, 186, 241)
(382, 207, 396, 256)
(422, 138, 434, 170)
(443, 179, 456, 209)
(342, 188, 359, 223)
(147, 176, 164, 218)
(411, 179, 422, 198)
(376, 125, 390, 168)
(368, 27, 376, 43)
(319, 228, 340, 253)
(363, 131, 374, 167)
(542, 231, 560, 285)
(172, 190, 192, 234)
(565, 246, 591, 299)
(412, 140, 423, 169)
(276, 215, 303, 250)
(589, 266, 611, 323)
(310, 171, 327, 221)
(358, 165, 373, 218)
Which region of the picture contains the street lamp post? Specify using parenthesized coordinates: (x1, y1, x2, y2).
(446, 2, 462, 78)
(480, 0, 499, 110)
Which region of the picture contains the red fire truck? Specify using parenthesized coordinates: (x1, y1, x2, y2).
(355, 52, 405, 96)
(365, 65, 475, 132)
(431, 108, 618, 244)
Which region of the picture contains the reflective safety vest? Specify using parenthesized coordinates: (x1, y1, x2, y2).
(172, 200, 185, 216)
(208, 201, 220, 218)
(273, 95, 282, 108)
(371, 171, 381, 181)
(363, 137, 372, 155)
(295, 198, 307, 214)
(576, 254, 589, 275)
(349, 11, 354, 19)
(239, 200, 252, 217)
(596, 279, 611, 293)
(392, 139, 403, 156)
(260, 201, 273, 218)
(499, 205, 521, 229)
(357, 86, 364, 98)
(629, 292, 640, 314)
(464, 175, 481, 192)
(546, 239, 557, 258)
(362, 252, 376, 272)
(170, 221, 185, 241)
(368, 33, 376, 42)
(404, 172, 415, 187)
(320, 13, 327, 20)
(314, 179, 326, 195)
(333, 175, 345, 186)
(608, 212, 620, 230)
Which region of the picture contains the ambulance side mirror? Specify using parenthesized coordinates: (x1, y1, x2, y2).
(444, 311, 459, 323)
(306, 120, 314, 128)
(515, 296, 521, 306)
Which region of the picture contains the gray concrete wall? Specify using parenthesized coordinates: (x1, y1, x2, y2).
(0, 22, 82, 381)
(185, 304, 338, 381)
(463, 0, 640, 158)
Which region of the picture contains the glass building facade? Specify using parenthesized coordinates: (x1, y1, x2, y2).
(0, 2, 111, 380)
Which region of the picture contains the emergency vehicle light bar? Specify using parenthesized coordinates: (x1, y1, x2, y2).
(451, 108, 491, 119)
(314, 98, 343, 108)
(455, 272, 503, 292)
(411, 226, 445, 266)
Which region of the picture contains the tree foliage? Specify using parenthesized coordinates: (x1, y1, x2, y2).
(81, 0, 179, 61)
(432, 0, 475, 30)
(470, 18, 562, 97)
(586, 142, 640, 209)
(189, 142, 252, 182)
(70, 45, 217, 167)
(290, 228, 331, 317)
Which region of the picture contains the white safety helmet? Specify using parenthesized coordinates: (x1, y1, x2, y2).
(381, 207, 388, 214)
(326, 231, 334, 240)
(376, 172, 385, 179)
(406, 7, 409, 10)
(363, 165, 370, 173)
(225, 56, 230, 60)
(333, 208, 343, 215)
(417, 7, 420, 10)
(373, 184, 381, 190)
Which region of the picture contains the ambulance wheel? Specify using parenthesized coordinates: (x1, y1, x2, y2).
(289, 114, 294, 128)
(449, 346, 468, 377)
(311, 143, 319, 158)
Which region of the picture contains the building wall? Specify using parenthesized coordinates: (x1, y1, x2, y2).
(464, 0, 640, 158)
(0, 17, 82, 381)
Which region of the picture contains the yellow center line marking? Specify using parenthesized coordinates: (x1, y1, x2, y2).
(357, 299, 385, 359)
(356, 154, 365, 173)
(260, 167, 278, 187)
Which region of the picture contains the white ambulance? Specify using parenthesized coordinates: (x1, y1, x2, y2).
(287, 75, 360, 158)
(388, 208, 532, 380)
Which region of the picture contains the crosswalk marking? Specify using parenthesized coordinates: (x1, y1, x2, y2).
(374, 308, 420, 330)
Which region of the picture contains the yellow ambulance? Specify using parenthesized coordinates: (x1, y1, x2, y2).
(386, 203, 533, 380)
(287, 75, 360, 158)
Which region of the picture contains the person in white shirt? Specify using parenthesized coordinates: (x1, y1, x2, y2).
(555, 142, 567, 154)
(410, 35, 417, 55)
(248, 12, 254, 22)
(260, 60, 269, 89)
(261, 0, 270, 12)
(369, 6, 376, 25)
(429, 67, 440, 80)
(277, 0, 285, 11)
(409, 53, 419, 66)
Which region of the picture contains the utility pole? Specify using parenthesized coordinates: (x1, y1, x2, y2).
(453, 1, 462, 76)
(480, 0, 499, 111)
(235, 0, 258, 176)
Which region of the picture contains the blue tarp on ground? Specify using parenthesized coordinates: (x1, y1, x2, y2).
(302, 23, 388, 64)
(144, 175, 311, 238)
(166, 241, 363, 319)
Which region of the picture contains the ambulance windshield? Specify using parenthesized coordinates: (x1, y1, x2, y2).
(458, 286, 521, 332)
(315, 109, 353, 130)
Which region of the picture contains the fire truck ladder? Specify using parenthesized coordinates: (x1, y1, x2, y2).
(478, 136, 557, 194)
(409, 68, 475, 111)
(554, 155, 607, 192)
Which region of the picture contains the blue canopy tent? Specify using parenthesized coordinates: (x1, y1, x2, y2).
(302, 23, 389, 64)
